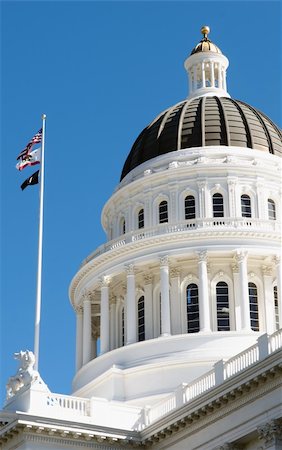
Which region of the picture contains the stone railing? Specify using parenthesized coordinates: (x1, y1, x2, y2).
(82, 218, 279, 265)
(37, 331, 281, 429)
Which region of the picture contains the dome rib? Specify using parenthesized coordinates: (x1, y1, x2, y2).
(120, 97, 282, 181)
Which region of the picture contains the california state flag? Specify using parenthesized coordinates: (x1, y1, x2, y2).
(16, 147, 41, 171)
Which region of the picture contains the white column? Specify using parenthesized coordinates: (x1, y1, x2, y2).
(218, 63, 222, 88)
(75, 307, 83, 371)
(126, 265, 137, 344)
(197, 181, 207, 218)
(274, 256, 282, 328)
(232, 263, 241, 330)
(82, 295, 92, 365)
(110, 296, 117, 350)
(188, 70, 192, 93)
(193, 65, 197, 90)
(197, 251, 211, 332)
(223, 68, 227, 91)
(160, 256, 171, 336)
(144, 273, 153, 340)
(170, 268, 181, 334)
(210, 61, 215, 87)
(262, 266, 275, 334)
(236, 251, 251, 330)
(201, 62, 206, 88)
(100, 277, 110, 354)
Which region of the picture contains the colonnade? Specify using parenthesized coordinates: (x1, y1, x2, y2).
(188, 60, 227, 93)
(75, 252, 281, 371)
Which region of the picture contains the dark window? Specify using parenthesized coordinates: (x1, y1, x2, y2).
(212, 193, 224, 217)
(274, 286, 279, 330)
(186, 284, 200, 333)
(138, 208, 144, 229)
(121, 307, 125, 346)
(121, 218, 126, 234)
(159, 201, 168, 223)
(248, 282, 259, 331)
(216, 282, 230, 331)
(268, 199, 276, 220)
(241, 195, 252, 218)
(185, 195, 196, 220)
(138, 296, 145, 341)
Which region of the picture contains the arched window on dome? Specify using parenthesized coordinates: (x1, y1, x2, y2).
(121, 307, 125, 346)
(159, 201, 168, 224)
(138, 296, 145, 341)
(186, 283, 199, 333)
(216, 282, 230, 331)
(248, 282, 259, 331)
(241, 195, 252, 218)
(120, 218, 126, 235)
(212, 193, 224, 217)
(268, 199, 276, 220)
(274, 286, 279, 330)
(138, 208, 144, 229)
(185, 195, 196, 220)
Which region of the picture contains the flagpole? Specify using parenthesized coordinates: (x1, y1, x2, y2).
(34, 113, 46, 371)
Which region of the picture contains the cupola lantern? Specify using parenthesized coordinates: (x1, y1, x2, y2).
(184, 26, 230, 99)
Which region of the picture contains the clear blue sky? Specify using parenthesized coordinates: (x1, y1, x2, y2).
(1, 1, 281, 405)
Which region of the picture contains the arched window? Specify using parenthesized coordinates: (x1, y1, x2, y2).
(159, 201, 168, 223)
(216, 282, 230, 331)
(186, 284, 200, 333)
(241, 194, 252, 218)
(274, 286, 279, 330)
(248, 282, 259, 331)
(212, 193, 224, 217)
(121, 307, 125, 346)
(138, 296, 145, 341)
(185, 195, 196, 220)
(268, 199, 276, 220)
(120, 218, 126, 235)
(138, 208, 144, 229)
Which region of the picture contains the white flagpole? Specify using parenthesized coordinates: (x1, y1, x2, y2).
(34, 113, 46, 371)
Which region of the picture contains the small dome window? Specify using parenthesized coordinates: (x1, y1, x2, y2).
(216, 282, 230, 331)
(186, 284, 200, 333)
(185, 195, 196, 220)
(248, 282, 259, 331)
(159, 201, 168, 224)
(241, 195, 252, 218)
(268, 199, 276, 220)
(138, 296, 145, 341)
(138, 208, 144, 229)
(212, 193, 224, 218)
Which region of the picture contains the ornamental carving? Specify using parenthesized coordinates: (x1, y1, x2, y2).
(143, 273, 153, 285)
(273, 255, 281, 266)
(262, 265, 273, 277)
(6, 351, 44, 399)
(232, 264, 239, 274)
(257, 419, 282, 446)
(100, 275, 111, 287)
(170, 267, 180, 278)
(235, 250, 248, 263)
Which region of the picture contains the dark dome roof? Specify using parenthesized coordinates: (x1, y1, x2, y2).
(120, 96, 282, 180)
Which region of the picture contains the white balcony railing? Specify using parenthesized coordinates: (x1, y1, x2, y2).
(82, 218, 279, 266)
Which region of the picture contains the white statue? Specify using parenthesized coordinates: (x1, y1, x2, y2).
(6, 350, 39, 399)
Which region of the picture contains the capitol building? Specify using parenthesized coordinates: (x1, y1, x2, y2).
(1, 27, 281, 450)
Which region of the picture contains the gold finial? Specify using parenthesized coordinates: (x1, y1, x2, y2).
(201, 25, 210, 39)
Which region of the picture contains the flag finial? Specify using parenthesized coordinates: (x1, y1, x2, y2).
(42, 114, 46, 120)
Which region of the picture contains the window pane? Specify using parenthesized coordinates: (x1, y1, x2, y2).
(268, 199, 276, 220)
(185, 195, 196, 220)
(138, 209, 144, 229)
(248, 282, 259, 331)
(216, 282, 230, 331)
(213, 193, 224, 217)
(138, 296, 145, 341)
(186, 284, 200, 333)
(159, 201, 168, 223)
(241, 195, 252, 218)
(274, 286, 279, 330)
(121, 308, 125, 346)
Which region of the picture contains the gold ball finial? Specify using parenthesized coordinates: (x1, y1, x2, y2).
(201, 25, 210, 38)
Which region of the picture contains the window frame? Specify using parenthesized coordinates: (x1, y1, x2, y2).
(212, 193, 224, 218)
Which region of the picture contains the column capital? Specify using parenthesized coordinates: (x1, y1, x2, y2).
(125, 264, 135, 275)
(273, 255, 281, 266)
(262, 265, 273, 277)
(82, 290, 92, 303)
(99, 275, 111, 288)
(197, 180, 207, 190)
(232, 263, 239, 274)
(257, 419, 282, 447)
(159, 255, 169, 267)
(235, 250, 248, 263)
(143, 273, 153, 285)
(197, 250, 208, 263)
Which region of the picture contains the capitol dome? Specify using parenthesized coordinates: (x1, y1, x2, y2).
(121, 96, 282, 180)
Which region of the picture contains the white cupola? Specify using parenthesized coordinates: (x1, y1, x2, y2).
(184, 26, 230, 99)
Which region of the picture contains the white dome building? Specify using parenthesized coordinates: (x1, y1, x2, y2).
(1, 27, 282, 450)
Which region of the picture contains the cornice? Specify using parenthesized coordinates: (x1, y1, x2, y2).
(69, 228, 280, 306)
